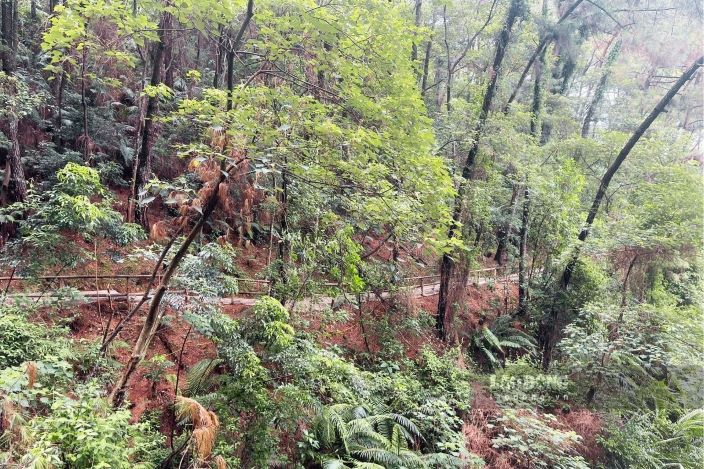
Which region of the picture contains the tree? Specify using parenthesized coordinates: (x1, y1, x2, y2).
(436, 0, 525, 340)
(0, 0, 17, 73)
(540, 55, 704, 367)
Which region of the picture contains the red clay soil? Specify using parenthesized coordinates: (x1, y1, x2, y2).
(294, 282, 518, 360)
(557, 408, 605, 462)
(33, 299, 226, 439)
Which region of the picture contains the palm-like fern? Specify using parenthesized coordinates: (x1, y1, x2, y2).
(183, 358, 222, 397)
(313, 403, 431, 468)
(468, 316, 536, 368)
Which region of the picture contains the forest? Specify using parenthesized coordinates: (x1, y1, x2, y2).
(0, 0, 702, 467)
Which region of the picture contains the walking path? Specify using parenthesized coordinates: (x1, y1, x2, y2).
(1, 269, 517, 311)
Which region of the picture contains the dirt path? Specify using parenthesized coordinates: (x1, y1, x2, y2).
(2, 274, 518, 311)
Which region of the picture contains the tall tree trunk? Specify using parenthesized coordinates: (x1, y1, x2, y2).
(0, 0, 17, 73)
(225, 48, 234, 110)
(274, 154, 289, 304)
(539, 56, 704, 368)
(411, 0, 421, 63)
(581, 40, 621, 138)
(517, 185, 530, 316)
(517, 11, 547, 316)
(494, 180, 519, 265)
(129, 11, 171, 224)
(80, 44, 90, 162)
(163, 26, 174, 89)
(225, 0, 254, 111)
(436, 0, 524, 340)
(0, 111, 26, 242)
(213, 26, 223, 88)
(620, 254, 637, 308)
(53, 69, 65, 150)
(420, 36, 432, 97)
(1, 112, 26, 205)
(443, 5, 451, 113)
(503, 0, 584, 112)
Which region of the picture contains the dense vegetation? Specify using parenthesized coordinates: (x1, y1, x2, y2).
(0, 0, 702, 467)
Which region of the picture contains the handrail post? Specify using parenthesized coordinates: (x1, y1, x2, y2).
(420, 277, 424, 297)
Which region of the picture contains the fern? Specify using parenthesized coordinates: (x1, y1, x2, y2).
(311, 402, 427, 468)
(184, 358, 222, 397)
(468, 316, 537, 368)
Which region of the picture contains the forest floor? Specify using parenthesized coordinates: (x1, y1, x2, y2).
(28, 279, 518, 438)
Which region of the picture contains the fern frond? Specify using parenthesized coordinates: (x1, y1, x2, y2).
(352, 462, 386, 469)
(352, 448, 402, 466)
(323, 458, 351, 469)
(184, 358, 222, 397)
(482, 327, 504, 354)
(389, 413, 423, 441)
(389, 424, 407, 453)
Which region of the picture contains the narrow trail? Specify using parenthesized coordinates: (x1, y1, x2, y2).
(2, 272, 518, 310)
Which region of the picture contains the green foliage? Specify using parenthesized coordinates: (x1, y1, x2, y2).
(415, 347, 473, 411)
(141, 354, 174, 389)
(0, 306, 67, 370)
(20, 384, 163, 468)
(244, 296, 295, 351)
(0, 72, 46, 120)
(173, 242, 243, 298)
(410, 398, 466, 460)
(2, 0, 702, 466)
(601, 409, 704, 469)
(558, 302, 675, 405)
(97, 160, 129, 187)
(307, 402, 436, 469)
(5, 162, 138, 266)
(23, 143, 83, 190)
(492, 409, 589, 469)
(490, 359, 571, 409)
(468, 316, 537, 369)
(183, 358, 222, 397)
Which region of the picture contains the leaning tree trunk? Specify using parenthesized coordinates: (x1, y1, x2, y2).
(110, 159, 243, 407)
(436, 0, 524, 340)
(539, 56, 704, 368)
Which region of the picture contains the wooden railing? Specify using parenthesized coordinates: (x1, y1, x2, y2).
(0, 266, 510, 303)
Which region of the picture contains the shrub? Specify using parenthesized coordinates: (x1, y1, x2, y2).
(490, 358, 571, 408)
(97, 160, 129, 187)
(173, 242, 243, 298)
(416, 346, 473, 411)
(104, 220, 147, 246)
(600, 409, 704, 469)
(0, 307, 66, 370)
(20, 384, 164, 468)
(412, 397, 466, 459)
(243, 296, 295, 351)
(492, 409, 589, 469)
